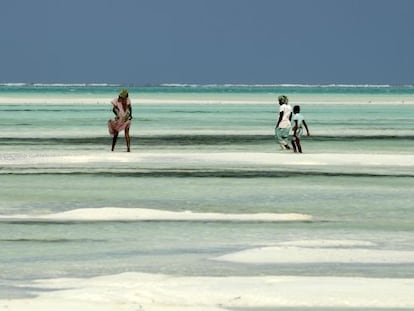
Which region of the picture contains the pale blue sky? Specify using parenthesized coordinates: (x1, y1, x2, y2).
(1, 0, 413, 85)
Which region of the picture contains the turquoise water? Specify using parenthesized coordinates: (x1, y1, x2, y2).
(0, 85, 413, 304)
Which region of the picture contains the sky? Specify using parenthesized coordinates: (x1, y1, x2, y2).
(1, 0, 413, 85)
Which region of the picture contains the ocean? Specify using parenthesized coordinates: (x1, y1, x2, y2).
(0, 84, 413, 310)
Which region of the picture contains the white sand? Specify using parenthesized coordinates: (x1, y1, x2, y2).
(0, 207, 312, 223)
(213, 245, 414, 264)
(213, 239, 414, 264)
(1, 151, 414, 171)
(2, 273, 414, 310)
(277, 239, 377, 247)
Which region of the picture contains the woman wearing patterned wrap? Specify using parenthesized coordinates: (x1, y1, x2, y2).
(108, 89, 133, 152)
(275, 95, 292, 150)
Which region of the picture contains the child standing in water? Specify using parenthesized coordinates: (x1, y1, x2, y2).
(291, 105, 310, 153)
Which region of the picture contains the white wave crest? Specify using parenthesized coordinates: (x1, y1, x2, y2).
(0, 207, 312, 223)
(159, 83, 397, 88)
(0, 83, 121, 87)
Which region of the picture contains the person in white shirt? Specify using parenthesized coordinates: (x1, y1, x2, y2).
(291, 105, 310, 153)
(275, 95, 292, 150)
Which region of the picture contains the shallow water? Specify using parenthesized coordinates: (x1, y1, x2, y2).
(0, 85, 413, 308)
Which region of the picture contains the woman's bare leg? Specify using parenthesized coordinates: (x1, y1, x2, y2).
(125, 128, 131, 152)
(111, 132, 119, 151)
